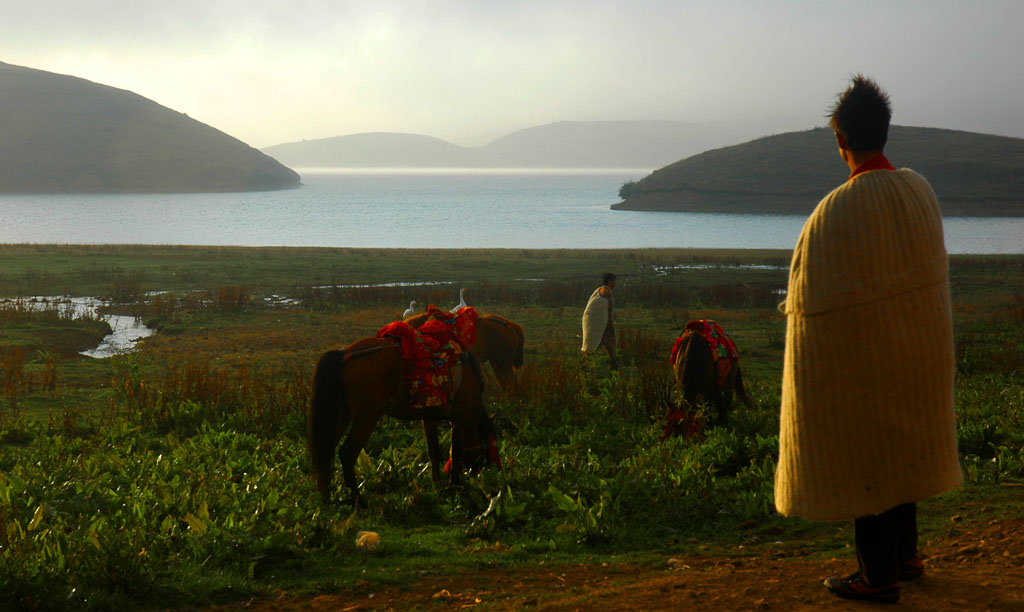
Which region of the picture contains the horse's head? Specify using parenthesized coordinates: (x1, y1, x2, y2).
(660, 398, 703, 442)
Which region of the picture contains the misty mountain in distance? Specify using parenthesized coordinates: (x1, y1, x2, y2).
(261, 120, 765, 169)
(0, 61, 299, 193)
(477, 120, 763, 168)
(260, 132, 481, 168)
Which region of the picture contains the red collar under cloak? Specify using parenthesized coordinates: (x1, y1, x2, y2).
(849, 153, 895, 180)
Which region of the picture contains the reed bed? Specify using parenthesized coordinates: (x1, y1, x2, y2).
(300, 277, 784, 311)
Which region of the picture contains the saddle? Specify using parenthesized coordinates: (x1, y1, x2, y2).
(377, 306, 478, 409)
(670, 319, 739, 386)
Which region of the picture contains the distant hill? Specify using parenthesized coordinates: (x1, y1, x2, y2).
(0, 62, 300, 193)
(612, 126, 1024, 217)
(262, 132, 481, 168)
(261, 120, 759, 169)
(477, 120, 757, 168)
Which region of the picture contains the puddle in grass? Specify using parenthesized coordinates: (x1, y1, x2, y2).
(2, 297, 155, 359)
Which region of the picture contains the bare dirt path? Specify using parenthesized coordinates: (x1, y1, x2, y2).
(196, 515, 1024, 612)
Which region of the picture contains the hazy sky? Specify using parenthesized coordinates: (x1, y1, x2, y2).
(5, 0, 1023, 148)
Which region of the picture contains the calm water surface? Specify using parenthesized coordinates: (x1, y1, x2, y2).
(1, 170, 1021, 253)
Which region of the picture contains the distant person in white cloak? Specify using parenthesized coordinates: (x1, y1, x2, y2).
(581, 272, 619, 370)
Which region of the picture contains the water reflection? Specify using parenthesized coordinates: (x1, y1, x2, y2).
(4, 297, 155, 359)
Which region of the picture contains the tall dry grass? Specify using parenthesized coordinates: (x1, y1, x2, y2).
(116, 350, 310, 436)
(299, 278, 783, 312)
(1, 348, 26, 414)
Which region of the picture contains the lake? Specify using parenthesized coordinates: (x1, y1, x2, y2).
(1, 169, 1021, 253)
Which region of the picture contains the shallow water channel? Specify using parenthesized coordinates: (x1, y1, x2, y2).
(7, 297, 155, 359)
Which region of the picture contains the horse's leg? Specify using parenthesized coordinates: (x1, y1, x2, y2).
(716, 389, 733, 424)
(734, 366, 757, 409)
(683, 385, 700, 414)
(337, 413, 381, 506)
(700, 378, 727, 424)
(422, 418, 443, 484)
(713, 362, 743, 423)
(448, 423, 464, 485)
(449, 352, 488, 485)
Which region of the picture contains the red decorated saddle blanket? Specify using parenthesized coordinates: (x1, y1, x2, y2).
(423, 304, 478, 349)
(377, 306, 478, 409)
(670, 319, 739, 385)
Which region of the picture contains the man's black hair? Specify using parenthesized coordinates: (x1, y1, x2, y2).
(602, 272, 616, 285)
(828, 74, 892, 152)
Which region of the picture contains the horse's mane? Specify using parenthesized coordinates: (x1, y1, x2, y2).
(343, 344, 398, 362)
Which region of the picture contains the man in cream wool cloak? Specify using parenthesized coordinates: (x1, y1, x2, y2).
(581, 272, 619, 370)
(775, 75, 961, 603)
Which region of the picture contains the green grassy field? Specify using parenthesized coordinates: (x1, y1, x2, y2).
(0, 245, 1021, 611)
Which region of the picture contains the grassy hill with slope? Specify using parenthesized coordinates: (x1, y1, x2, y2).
(0, 62, 300, 193)
(613, 126, 1024, 216)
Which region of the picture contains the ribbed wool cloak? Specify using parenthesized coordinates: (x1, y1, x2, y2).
(774, 168, 961, 521)
(581, 287, 610, 353)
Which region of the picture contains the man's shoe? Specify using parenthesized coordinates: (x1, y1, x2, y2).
(824, 572, 899, 603)
(899, 557, 924, 581)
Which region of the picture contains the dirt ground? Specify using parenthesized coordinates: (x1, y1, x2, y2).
(197, 515, 1024, 612)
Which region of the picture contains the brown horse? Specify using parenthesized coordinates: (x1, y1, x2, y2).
(307, 337, 495, 503)
(670, 326, 756, 428)
(406, 312, 524, 388)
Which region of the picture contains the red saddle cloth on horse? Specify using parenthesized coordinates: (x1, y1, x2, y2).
(377, 306, 478, 409)
(422, 304, 477, 349)
(669, 319, 739, 385)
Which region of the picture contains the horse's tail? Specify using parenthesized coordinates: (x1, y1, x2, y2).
(734, 365, 758, 410)
(678, 332, 709, 395)
(308, 349, 349, 501)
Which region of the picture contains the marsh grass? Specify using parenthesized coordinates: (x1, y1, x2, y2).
(0, 301, 110, 421)
(300, 276, 785, 313)
(0, 248, 1022, 611)
(1, 348, 26, 414)
(116, 351, 309, 438)
(0, 244, 797, 303)
(0, 348, 60, 411)
(213, 285, 249, 310)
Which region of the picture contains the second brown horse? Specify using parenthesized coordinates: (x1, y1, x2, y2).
(670, 321, 756, 427)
